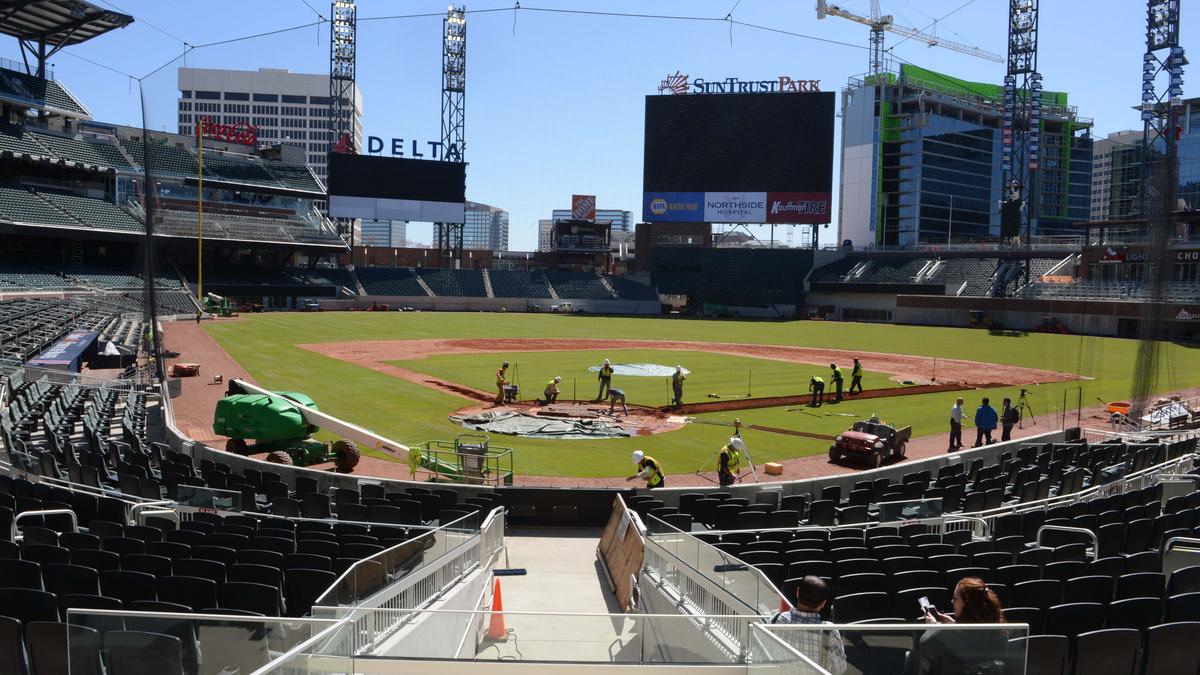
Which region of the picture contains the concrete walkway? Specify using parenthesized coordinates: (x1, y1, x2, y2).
(478, 527, 643, 662)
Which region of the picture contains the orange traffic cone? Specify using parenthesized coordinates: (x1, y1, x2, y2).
(486, 577, 508, 641)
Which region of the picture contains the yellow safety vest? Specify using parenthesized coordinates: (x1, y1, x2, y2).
(721, 445, 741, 475)
(852, 363, 862, 377)
(407, 447, 423, 475)
(496, 369, 507, 386)
(600, 364, 613, 378)
(832, 367, 843, 382)
(641, 457, 664, 488)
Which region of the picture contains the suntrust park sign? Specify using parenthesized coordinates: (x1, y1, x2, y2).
(658, 71, 820, 95)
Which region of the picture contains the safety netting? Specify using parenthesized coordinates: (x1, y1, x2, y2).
(448, 411, 631, 439)
(587, 363, 690, 377)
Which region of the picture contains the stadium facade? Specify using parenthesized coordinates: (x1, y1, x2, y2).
(177, 67, 364, 182)
(838, 64, 1094, 248)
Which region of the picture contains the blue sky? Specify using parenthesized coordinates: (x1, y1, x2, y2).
(12, 0, 1193, 250)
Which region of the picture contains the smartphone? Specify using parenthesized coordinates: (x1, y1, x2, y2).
(918, 596, 934, 615)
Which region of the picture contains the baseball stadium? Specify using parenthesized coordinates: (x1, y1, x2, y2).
(2, 1, 1200, 674)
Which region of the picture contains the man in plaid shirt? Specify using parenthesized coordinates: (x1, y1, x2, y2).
(771, 576, 847, 674)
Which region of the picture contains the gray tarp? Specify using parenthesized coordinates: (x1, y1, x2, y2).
(449, 411, 631, 439)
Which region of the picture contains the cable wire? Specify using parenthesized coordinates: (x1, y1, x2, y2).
(95, 0, 191, 47)
(887, 0, 984, 52)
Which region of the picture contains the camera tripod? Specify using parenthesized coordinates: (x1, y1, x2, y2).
(694, 420, 759, 484)
(1017, 388, 1036, 428)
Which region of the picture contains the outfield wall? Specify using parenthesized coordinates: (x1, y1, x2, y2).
(894, 295, 1136, 335)
(312, 295, 660, 315)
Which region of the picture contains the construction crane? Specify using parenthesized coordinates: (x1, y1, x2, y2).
(817, 0, 1003, 77)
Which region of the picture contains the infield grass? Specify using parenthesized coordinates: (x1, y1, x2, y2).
(389, 349, 900, 407)
(203, 312, 1200, 478)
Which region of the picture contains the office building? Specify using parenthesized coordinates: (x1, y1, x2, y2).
(464, 201, 509, 251)
(177, 67, 363, 181)
(359, 220, 407, 248)
(839, 64, 1092, 247)
(552, 208, 633, 233)
(1090, 130, 1142, 221)
(1096, 98, 1200, 220)
(538, 219, 555, 252)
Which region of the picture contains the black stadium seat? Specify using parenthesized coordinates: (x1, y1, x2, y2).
(1072, 629, 1140, 675)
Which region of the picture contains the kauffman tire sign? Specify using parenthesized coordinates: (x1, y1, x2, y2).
(766, 192, 830, 224)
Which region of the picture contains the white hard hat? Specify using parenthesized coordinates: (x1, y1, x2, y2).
(502, 361, 509, 368)
(554, 376, 562, 383)
(730, 437, 746, 451)
(676, 365, 682, 370)
(604, 358, 611, 365)
(632, 450, 644, 463)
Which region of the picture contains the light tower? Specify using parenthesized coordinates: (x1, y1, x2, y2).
(1131, 0, 1184, 416)
(1003, 0, 1040, 286)
(436, 5, 467, 268)
(329, 0, 357, 245)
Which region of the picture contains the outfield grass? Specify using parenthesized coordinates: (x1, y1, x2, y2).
(389, 348, 899, 407)
(203, 313, 1200, 477)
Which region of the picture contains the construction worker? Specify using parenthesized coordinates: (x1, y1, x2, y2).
(596, 358, 614, 400)
(672, 365, 686, 407)
(543, 376, 562, 405)
(830, 363, 845, 402)
(608, 387, 629, 416)
(809, 375, 825, 406)
(849, 357, 864, 394)
(718, 436, 744, 487)
(627, 450, 665, 489)
(495, 361, 510, 404)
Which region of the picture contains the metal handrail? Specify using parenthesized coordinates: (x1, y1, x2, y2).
(644, 513, 789, 617)
(130, 500, 177, 526)
(312, 507, 486, 609)
(1036, 524, 1099, 561)
(695, 514, 991, 541)
(1163, 536, 1200, 559)
(13, 508, 77, 539)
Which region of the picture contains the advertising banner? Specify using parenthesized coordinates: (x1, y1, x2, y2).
(703, 192, 767, 223)
(642, 192, 704, 222)
(765, 192, 831, 223)
(571, 194, 597, 221)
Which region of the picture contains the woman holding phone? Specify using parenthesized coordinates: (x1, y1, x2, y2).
(916, 577, 1009, 675)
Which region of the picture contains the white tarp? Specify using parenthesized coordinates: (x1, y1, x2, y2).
(587, 363, 691, 377)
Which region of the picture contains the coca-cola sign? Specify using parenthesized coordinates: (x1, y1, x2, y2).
(766, 192, 830, 224)
(198, 116, 258, 146)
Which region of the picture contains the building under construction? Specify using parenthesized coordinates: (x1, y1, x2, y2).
(839, 64, 1094, 248)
